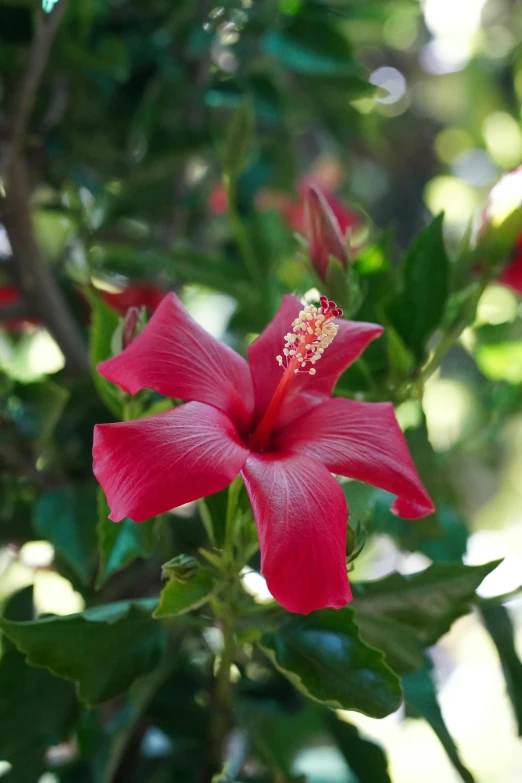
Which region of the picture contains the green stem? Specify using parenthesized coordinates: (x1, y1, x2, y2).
(224, 174, 261, 286)
(212, 475, 243, 772)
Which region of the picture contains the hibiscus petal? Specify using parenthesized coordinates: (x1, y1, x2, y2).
(241, 451, 352, 614)
(93, 401, 250, 523)
(98, 293, 254, 431)
(247, 295, 383, 429)
(278, 398, 434, 519)
(247, 294, 303, 424)
(308, 319, 384, 401)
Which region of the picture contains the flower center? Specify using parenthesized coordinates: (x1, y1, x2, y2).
(249, 296, 342, 452)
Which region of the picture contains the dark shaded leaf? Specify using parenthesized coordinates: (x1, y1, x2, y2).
(96, 488, 156, 589)
(6, 380, 69, 448)
(0, 599, 164, 706)
(263, 15, 362, 76)
(480, 603, 522, 736)
(33, 483, 98, 586)
(326, 711, 392, 783)
(0, 643, 76, 782)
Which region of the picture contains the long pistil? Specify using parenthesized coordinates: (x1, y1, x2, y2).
(249, 297, 342, 452)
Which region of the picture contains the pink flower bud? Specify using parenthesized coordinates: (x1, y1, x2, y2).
(304, 185, 348, 281)
(122, 307, 141, 350)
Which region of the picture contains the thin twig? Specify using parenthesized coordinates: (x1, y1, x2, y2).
(0, 0, 69, 180)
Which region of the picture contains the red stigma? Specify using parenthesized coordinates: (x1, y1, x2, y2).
(320, 297, 343, 319)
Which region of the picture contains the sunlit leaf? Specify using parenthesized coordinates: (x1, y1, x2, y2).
(259, 607, 402, 718)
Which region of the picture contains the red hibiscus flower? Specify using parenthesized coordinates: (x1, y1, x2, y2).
(100, 283, 165, 316)
(93, 293, 434, 614)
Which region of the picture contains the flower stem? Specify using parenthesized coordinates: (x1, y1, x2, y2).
(223, 174, 261, 286)
(212, 475, 242, 774)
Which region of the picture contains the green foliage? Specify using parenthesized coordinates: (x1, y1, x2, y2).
(87, 291, 123, 419)
(0, 643, 77, 782)
(353, 561, 499, 673)
(0, 600, 164, 706)
(388, 214, 450, 360)
(326, 712, 392, 783)
(259, 608, 403, 717)
(96, 488, 156, 588)
(154, 563, 221, 618)
(33, 483, 98, 586)
(480, 603, 522, 736)
(1, 0, 521, 779)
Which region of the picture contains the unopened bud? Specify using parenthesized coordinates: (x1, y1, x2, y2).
(346, 520, 366, 565)
(304, 185, 347, 282)
(122, 307, 141, 350)
(161, 554, 200, 583)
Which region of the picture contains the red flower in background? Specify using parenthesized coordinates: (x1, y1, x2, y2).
(483, 166, 522, 296)
(499, 237, 522, 294)
(0, 282, 165, 332)
(0, 285, 38, 330)
(93, 293, 434, 614)
(100, 283, 165, 316)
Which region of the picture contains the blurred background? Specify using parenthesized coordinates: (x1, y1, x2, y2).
(2, 0, 522, 781)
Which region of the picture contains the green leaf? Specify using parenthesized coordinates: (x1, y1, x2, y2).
(478, 200, 522, 265)
(324, 254, 352, 314)
(259, 607, 402, 718)
(0, 599, 164, 706)
(386, 325, 415, 380)
(263, 16, 362, 76)
(353, 561, 500, 673)
(97, 662, 174, 783)
(96, 488, 156, 589)
(33, 483, 98, 586)
(87, 290, 123, 419)
(243, 702, 324, 778)
(154, 566, 220, 618)
(403, 663, 476, 783)
(388, 213, 450, 360)
(223, 100, 255, 179)
(6, 380, 69, 448)
(326, 711, 392, 783)
(0, 642, 76, 781)
(474, 321, 522, 383)
(480, 603, 522, 736)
